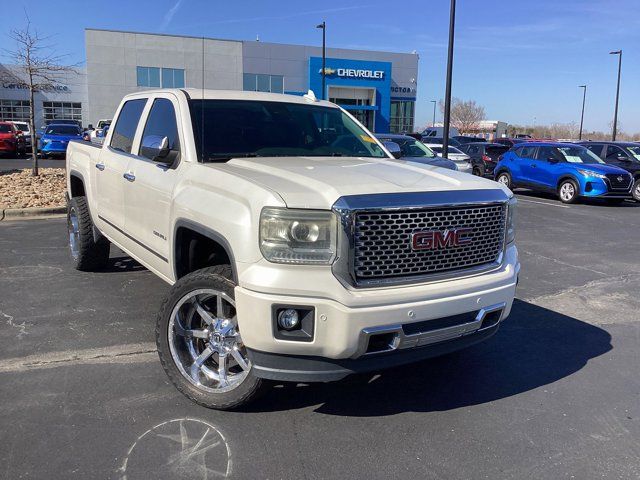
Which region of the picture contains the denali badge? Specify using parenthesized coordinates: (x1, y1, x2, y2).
(411, 228, 473, 250)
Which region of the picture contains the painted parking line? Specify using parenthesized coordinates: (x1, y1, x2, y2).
(515, 196, 570, 208)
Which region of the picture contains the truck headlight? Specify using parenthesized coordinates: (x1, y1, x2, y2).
(506, 196, 516, 244)
(260, 207, 337, 264)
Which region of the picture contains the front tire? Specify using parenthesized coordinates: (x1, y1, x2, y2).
(156, 266, 266, 410)
(67, 196, 110, 271)
(558, 179, 579, 204)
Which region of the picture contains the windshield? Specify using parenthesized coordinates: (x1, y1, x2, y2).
(626, 145, 640, 162)
(0, 124, 12, 133)
(46, 125, 80, 135)
(189, 100, 387, 161)
(557, 146, 604, 164)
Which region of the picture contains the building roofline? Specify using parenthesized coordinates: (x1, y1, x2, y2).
(84, 28, 417, 57)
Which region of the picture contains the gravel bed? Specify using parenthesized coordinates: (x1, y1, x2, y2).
(0, 168, 66, 209)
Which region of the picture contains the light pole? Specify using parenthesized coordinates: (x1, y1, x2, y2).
(442, 0, 456, 158)
(578, 85, 587, 140)
(316, 21, 326, 100)
(609, 50, 622, 141)
(430, 100, 437, 127)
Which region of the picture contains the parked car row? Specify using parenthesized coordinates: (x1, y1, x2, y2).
(493, 141, 640, 203)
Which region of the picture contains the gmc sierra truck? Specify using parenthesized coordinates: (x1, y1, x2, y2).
(65, 89, 519, 409)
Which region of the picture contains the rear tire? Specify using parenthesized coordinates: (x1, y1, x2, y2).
(496, 171, 512, 189)
(67, 196, 110, 271)
(472, 166, 483, 177)
(558, 179, 579, 204)
(156, 266, 267, 410)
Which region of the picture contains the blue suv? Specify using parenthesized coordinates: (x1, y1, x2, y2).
(494, 142, 634, 204)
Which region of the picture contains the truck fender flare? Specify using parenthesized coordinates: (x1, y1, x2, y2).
(172, 219, 238, 283)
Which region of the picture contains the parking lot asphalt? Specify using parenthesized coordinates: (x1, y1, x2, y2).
(0, 194, 639, 479)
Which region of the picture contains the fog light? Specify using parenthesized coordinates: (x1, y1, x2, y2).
(277, 309, 299, 330)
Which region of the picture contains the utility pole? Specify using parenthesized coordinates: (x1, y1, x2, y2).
(609, 50, 622, 141)
(316, 21, 326, 100)
(578, 85, 587, 140)
(442, 0, 456, 158)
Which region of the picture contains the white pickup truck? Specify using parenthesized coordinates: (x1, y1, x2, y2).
(66, 89, 519, 409)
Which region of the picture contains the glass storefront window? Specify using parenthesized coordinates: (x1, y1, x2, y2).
(243, 73, 284, 93)
(390, 100, 415, 133)
(0, 99, 31, 122)
(43, 101, 82, 124)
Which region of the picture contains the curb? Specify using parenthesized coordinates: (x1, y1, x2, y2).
(0, 206, 66, 221)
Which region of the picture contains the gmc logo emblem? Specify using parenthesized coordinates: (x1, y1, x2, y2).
(411, 228, 473, 250)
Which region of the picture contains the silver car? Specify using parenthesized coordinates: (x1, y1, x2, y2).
(424, 144, 473, 174)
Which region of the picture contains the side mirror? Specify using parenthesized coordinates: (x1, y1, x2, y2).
(383, 141, 402, 159)
(141, 135, 175, 164)
(547, 157, 559, 164)
(618, 155, 630, 162)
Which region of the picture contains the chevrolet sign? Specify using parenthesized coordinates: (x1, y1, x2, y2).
(319, 68, 385, 79)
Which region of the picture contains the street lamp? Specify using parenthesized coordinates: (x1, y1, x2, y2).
(316, 21, 326, 100)
(430, 100, 437, 127)
(609, 50, 622, 141)
(578, 85, 587, 140)
(442, 0, 456, 158)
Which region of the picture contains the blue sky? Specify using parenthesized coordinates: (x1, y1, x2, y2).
(3, 0, 639, 132)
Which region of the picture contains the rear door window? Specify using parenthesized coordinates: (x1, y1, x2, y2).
(110, 99, 147, 154)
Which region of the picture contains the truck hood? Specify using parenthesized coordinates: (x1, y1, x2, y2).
(215, 156, 508, 209)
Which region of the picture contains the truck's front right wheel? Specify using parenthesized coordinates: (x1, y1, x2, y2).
(156, 266, 266, 410)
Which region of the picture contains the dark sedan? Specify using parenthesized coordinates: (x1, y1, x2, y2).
(377, 134, 458, 171)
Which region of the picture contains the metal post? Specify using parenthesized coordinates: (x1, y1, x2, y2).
(610, 50, 622, 141)
(430, 100, 436, 127)
(316, 21, 326, 100)
(442, 0, 456, 158)
(578, 85, 587, 141)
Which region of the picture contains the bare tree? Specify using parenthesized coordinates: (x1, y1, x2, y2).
(3, 18, 77, 175)
(439, 98, 485, 134)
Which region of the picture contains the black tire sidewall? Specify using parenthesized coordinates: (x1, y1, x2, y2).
(67, 196, 110, 270)
(156, 266, 264, 410)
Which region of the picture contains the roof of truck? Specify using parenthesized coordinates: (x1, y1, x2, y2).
(123, 88, 338, 107)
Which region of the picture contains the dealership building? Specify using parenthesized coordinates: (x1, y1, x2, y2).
(0, 29, 419, 134)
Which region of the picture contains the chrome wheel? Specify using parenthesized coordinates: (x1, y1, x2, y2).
(168, 288, 250, 393)
(497, 174, 510, 187)
(560, 182, 575, 202)
(633, 180, 640, 202)
(68, 208, 80, 260)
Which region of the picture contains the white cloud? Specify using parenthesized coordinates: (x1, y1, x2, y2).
(160, 0, 184, 31)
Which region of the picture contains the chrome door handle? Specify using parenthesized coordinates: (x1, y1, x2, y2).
(123, 172, 136, 182)
(95, 163, 105, 171)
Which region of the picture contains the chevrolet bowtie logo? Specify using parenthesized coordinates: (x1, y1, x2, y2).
(319, 67, 337, 75)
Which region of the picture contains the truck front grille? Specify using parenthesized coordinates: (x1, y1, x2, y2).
(353, 204, 506, 283)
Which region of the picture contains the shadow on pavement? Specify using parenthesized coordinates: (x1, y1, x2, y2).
(101, 256, 146, 273)
(251, 299, 612, 416)
(516, 189, 638, 207)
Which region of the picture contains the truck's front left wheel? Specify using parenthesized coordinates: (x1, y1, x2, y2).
(67, 196, 110, 271)
(156, 266, 266, 410)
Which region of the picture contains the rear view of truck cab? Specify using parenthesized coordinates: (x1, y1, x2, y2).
(65, 88, 519, 410)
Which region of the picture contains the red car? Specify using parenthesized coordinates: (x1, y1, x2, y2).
(0, 121, 26, 157)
